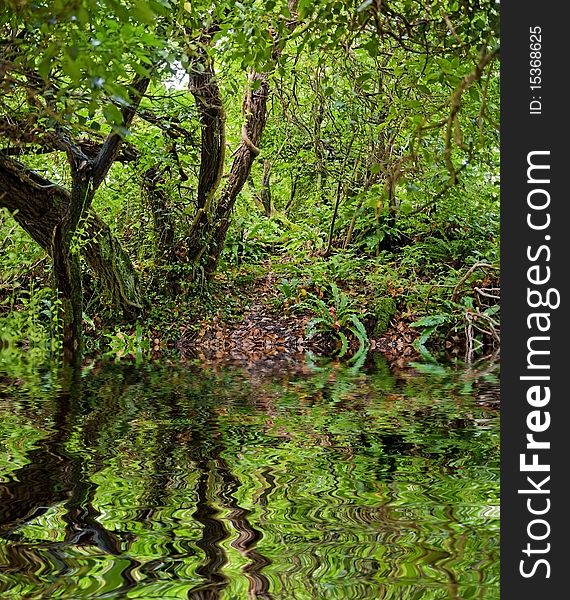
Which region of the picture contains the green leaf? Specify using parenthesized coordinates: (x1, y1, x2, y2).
(410, 314, 448, 328)
(418, 325, 438, 345)
(363, 39, 379, 57)
(132, 0, 156, 23)
(37, 57, 52, 80)
(306, 317, 328, 337)
(62, 58, 81, 84)
(103, 103, 124, 125)
(338, 330, 349, 357)
(349, 314, 369, 344)
(298, 0, 313, 18)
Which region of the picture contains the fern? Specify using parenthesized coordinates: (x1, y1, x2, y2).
(303, 283, 370, 363)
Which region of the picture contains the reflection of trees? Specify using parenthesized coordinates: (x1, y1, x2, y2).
(0, 367, 125, 543)
(0, 361, 499, 599)
(0, 367, 127, 593)
(141, 393, 273, 600)
(188, 437, 272, 600)
(0, 364, 276, 599)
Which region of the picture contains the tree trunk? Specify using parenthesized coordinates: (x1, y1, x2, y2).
(51, 224, 83, 363)
(188, 72, 270, 277)
(260, 159, 272, 217)
(179, 7, 299, 280)
(181, 46, 227, 271)
(1, 76, 149, 358)
(82, 213, 144, 315)
(0, 157, 143, 318)
(142, 167, 175, 260)
(189, 64, 226, 211)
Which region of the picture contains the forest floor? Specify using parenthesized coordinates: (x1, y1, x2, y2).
(174, 265, 419, 367)
(82, 251, 499, 366)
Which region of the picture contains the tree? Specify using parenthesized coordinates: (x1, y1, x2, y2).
(1, 0, 499, 360)
(1, 0, 296, 358)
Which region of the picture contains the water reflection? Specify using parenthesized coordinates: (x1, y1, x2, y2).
(0, 356, 499, 599)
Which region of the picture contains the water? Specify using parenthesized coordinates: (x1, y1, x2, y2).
(0, 355, 499, 599)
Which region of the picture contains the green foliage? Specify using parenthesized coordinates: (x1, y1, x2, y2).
(410, 313, 450, 348)
(408, 262, 500, 357)
(0, 287, 62, 368)
(1, 0, 499, 360)
(103, 322, 150, 362)
(276, 277, 301, 300)
(224, 212, 284, 264)
(0, 358, 500, 598)
(303, 283, 370, 361)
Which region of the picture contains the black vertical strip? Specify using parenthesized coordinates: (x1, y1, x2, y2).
(501, 2, 568, 595)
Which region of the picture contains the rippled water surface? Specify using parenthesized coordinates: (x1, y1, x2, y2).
(0, 356, 499, 599)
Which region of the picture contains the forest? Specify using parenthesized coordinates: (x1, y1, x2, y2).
(0, 2, 501, 598)
(0, 0, 499, 368)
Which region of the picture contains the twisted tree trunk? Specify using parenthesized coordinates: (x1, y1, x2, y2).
(182, 60, 271, 277)
(181, 5, 298, 281)
(202, 72, 270, 276)
(0, 157, 143, 321)
(1, 74, 149, 360)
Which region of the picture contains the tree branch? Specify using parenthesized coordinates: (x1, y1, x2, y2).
(444, 45, 499, 183)
(91, 75, 150, 191)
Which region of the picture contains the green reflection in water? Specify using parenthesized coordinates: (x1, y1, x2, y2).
(0, 356, 499, 599)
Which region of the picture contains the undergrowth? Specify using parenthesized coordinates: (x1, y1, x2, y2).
(1, 176, 499, 367)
